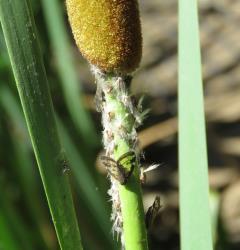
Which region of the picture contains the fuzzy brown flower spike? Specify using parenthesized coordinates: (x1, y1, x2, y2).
(66, 0, 142, 73)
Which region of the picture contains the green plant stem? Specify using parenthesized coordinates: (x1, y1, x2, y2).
(0, 1, 83, 250)
(40, 0, 99, 149)
(118, 169, 148, 250)
(98, 74, 148, 250)
(178, 0, 213, 250)
(107, 99, 148, 250)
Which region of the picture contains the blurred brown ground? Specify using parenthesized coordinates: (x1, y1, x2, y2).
(80, 0, 240, 249)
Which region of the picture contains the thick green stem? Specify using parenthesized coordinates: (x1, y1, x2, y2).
(0, 1, 83, 249)
(118, 169, 148, 250)
(95, 71, 148, 250)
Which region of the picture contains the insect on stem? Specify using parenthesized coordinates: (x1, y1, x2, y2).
(101, 151, 136, 185)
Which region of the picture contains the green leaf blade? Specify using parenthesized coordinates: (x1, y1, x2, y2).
(0, 1, 83, 249)
(178, 1, 213, 250)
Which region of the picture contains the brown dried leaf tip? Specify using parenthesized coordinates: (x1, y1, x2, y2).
(66, 0, 142, 74)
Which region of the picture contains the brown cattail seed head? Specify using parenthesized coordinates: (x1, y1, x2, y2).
(66, 0, 142, 74)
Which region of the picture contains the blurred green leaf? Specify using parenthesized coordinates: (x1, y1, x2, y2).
(178, 0, 213, 249)
(0, 187, 34, 250)
(0, 85, 50, 250)
(0, 210, 19, 250)
(209, 190, 220, 245)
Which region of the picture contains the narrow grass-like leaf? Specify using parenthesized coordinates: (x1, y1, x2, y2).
(41, 0, 99, 148)
(0, 1, 83, 249)
(178, 1, 213, 250)
(57, 118, 115, 248)
(0, 75, 114, 249)
(0, 82, 113, 248)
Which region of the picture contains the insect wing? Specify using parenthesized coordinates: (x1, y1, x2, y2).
(117, 151, 136, 184)
(145, 196, 161, 229)
(148, 195, 161, 210)
(101, 156, 125, 184)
